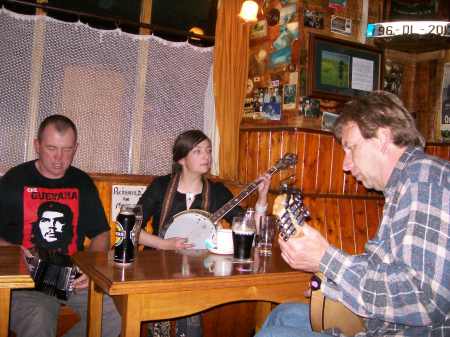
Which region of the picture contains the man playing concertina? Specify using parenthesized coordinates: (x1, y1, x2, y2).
(0, 114, 121, 337)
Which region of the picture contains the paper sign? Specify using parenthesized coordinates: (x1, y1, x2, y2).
(111, 185, 147, 222)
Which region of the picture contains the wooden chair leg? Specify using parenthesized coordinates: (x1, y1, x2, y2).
(170, 320, 177, 337)
(140, 322, 149, 337)
(56, 305, 81, 337)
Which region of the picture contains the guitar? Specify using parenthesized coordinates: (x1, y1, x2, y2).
(273, 188, 365, 337)
(163, 153, 298, 249)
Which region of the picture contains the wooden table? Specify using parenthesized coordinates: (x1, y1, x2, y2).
(73, 248, 310, 337)
(0, 246, 35, 337)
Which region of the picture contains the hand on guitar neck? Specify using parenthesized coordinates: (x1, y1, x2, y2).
(273, 192, 329, 273)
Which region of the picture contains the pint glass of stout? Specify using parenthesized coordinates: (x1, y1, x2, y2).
(114, 204, 137, 264)
(232, 215, 255, 260)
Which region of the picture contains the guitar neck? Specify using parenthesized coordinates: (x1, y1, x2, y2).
(210, 165, 280, 223)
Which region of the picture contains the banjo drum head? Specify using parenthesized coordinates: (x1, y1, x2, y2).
(163, 210, 216, 249)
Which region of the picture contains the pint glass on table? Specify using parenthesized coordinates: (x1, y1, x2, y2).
(232, 210, 256, 261)
(114, 204, 137, 264)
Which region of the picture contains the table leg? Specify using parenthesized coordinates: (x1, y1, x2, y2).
(0, 288, 11, 337)
(255, 301, 273, 333)
(121, 294, 141, 337)
(87, 279, 104, 337)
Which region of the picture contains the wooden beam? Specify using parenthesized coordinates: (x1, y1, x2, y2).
(140, 0, 152, 35)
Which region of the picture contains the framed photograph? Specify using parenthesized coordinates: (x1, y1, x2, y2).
(308, 33, 383, 101)
(321, 111, 339, 131)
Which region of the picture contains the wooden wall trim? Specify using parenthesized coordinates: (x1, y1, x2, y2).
(302, 192, 383, 200)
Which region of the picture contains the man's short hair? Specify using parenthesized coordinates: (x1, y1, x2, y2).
(37, 114, 78, 142)
(333, 91, 425, 148)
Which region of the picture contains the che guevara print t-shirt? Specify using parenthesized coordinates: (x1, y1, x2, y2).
(0, 161, 110, 253)
(22, 187, 79, 255)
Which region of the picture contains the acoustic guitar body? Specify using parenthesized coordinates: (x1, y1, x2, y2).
(310, 273, 365, 336)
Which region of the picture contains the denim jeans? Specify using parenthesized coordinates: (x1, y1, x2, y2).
(10, 289, 121, 337)
(255, 303, 331, 337)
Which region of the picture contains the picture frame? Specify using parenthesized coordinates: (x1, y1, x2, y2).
(308, 33, 383, 101)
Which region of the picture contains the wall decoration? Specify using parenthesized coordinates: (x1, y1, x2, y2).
(304, 9, 324, 29)
(266, 8, 281, 26)
(321, 111, 339, 131)
(283, 84, 297, 109)
(302, 97, 320, 117)
(320, 50, 350, 88)
(308, 34, 383, 101)
(383, 60, 403, 96)
(250, 20, 268, 39)
(440, 63, 450, 142)
(288, 71, 298, 84)
(262, 86, 282, 120)
(246, 78, 254, 95)
(280, 0, 297, 5)
(329, 0, 347, 11)
(111, 185, 146, 223)
(249, 46, 269, 77)
(388, 0, 438, 20)
(270, 47, 292, 68)
(273, 22, 298, 50)
(279, 4, 297, 25)
(330, 15, 352, 35)
(243, 96, 257, 118)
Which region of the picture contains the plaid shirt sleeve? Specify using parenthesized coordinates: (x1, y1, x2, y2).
(319, 154, 450, 335)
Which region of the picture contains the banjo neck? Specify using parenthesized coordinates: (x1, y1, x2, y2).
(210, 164, 281, 224)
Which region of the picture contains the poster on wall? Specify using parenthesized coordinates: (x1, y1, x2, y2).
(304, 9, 324, 29)
(111, 185, 147, 224)
(330, 15, 352, 35)
(302, 97, 320, 118)
(283, 84, 297, 110)
(441, 63, 450, 142)
(250, 20, 268, 39)
(259, 86, 282, 120)
(270, 47, 292, 68)
(279, 4, 297, 25)
(329, 0, 347, 11)
(273, 22, 299, 50)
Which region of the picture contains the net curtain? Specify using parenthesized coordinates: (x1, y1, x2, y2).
(0, 8, 216, 175)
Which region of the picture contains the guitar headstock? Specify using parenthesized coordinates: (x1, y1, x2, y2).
(273, 187, 309, 241)
(274, 153, 298, 171)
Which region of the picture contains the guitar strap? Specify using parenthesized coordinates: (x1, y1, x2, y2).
(158, 172, 210, 238)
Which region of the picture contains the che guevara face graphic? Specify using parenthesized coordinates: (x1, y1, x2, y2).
(31, 201, 74, 252)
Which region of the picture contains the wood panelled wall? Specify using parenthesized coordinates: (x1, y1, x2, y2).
(238, 127, 450, 255)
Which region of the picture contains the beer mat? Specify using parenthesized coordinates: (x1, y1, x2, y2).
(176, 249, 207, 257)
(207, 247, 233, 255)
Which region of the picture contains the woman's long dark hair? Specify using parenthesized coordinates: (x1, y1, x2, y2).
(172, 130, 210, 174)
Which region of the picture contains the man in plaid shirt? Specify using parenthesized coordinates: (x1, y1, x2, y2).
(256, 91, 449, 337)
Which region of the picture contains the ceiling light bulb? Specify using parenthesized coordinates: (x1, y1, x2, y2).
(239, 1, 259, 23)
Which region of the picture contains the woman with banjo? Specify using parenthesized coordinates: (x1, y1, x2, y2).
(137, 129, 271, 250)
(136, 129, 271, 337)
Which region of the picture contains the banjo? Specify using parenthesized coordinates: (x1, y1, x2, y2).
(163, 153, 298, 249)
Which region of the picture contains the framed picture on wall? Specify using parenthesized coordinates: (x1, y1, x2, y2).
(308, 33, 383, 101)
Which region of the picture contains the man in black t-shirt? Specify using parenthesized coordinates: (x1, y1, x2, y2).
(0, 115, 121, 337)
